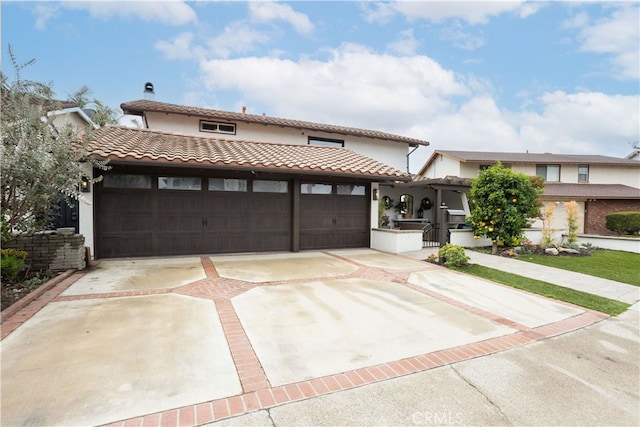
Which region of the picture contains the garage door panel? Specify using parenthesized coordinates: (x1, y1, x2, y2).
(156, 232, 206, 256)
(204, 232, 251, 253)
(158, 192, 203, 211)
(299, 185, 369, 251)
(208, 216, 250, 232)
(157, 214, 204, 232)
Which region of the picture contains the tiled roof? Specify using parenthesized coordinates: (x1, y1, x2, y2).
(435, 150, 639, 166)
(121, 99, 429, 147)
(541, 183, 640, 200)
(88, 126, 411, 181)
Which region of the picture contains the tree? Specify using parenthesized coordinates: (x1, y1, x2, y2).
(68, 85, 121, 126)
(469, 162, 543, 254)
(1, 47, 109, 241)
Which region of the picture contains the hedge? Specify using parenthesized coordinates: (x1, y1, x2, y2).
(605, 211, 640, 235)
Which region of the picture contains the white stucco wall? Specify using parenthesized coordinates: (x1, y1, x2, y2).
(421, 154, 461, 179)
(51, 113, 86, 130)
(78, 162, 95, 258)
(143, 112, 411, 172)
(587, 165, 640, 187)
(371, 228, 424, 253)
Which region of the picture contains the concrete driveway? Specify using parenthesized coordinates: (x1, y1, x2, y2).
(0, 249, 615, 426)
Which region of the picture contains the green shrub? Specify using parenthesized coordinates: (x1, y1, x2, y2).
(1, 249, 28, 282)
(606, 212, 640, 235)
(438, 244, 470, 268)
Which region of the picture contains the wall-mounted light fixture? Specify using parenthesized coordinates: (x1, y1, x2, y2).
(81, 176, 90, 193)
(372, 188, 379, 200)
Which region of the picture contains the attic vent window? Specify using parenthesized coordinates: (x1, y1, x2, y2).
(200, 120, 236, 135)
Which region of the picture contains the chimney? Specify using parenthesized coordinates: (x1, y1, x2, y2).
(143, 82, 155, 100)
(242, 106, 247, 114)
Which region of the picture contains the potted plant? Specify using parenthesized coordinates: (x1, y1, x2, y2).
(394, 200, 405, 219)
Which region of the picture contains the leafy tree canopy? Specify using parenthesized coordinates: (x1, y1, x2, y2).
(1, 46, 109, 241)
(469, 162, 543, 254)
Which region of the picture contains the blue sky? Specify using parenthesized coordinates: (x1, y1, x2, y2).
(2, 1, 639, 171)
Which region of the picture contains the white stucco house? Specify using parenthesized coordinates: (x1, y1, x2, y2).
(77, 94, 429, 258)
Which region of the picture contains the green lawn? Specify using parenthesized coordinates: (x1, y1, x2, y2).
(517, 250, 640, 286)
(456, 264, 630, 316)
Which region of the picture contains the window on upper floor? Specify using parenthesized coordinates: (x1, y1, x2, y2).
(536, 164, 560, 182)
(308, 136, 344, 147)
(578, 165, 589, 183)
(200, 120, 236, 135)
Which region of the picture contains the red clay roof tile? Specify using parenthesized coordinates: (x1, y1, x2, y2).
(88, 126, 411, 181)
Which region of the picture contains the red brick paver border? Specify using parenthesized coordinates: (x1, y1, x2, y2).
(1, 254, 609, 427)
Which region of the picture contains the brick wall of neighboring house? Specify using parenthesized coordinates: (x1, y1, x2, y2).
(3, 229, 86, 271)
(585, 200, 640, 235)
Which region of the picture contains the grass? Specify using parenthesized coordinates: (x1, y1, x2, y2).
(455, 264, 630, 316)
(517, 250, 640, 286)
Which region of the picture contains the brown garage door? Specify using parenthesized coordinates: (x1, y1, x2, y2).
(299, 182, 370, 250)
(96, 174, 291, 258)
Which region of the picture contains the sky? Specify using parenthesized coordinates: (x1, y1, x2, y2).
(2, 1, 639, 172)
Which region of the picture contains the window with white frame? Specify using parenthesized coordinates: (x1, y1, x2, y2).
(578, 165, 589, 183)
(536, 164, 560, 182)
(200, 120, 236, 135)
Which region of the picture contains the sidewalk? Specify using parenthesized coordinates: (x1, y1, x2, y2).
(405, 248, 640, 309)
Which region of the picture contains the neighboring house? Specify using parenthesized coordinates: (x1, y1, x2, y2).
(80, 97, 429, 258)
(48, 104, 99, 132)
(413, 150, 640, 237)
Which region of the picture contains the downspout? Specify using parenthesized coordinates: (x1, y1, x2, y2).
(407, 145, 419, 173)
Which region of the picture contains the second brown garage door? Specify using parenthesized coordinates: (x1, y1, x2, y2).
(299, 182, 370, 250)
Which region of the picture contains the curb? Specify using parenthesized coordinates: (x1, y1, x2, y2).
(1, 269, 75, 322)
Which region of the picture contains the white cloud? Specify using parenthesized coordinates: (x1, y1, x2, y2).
(155, 21, 271, 60)
(575, 4, 640, 80)
(248, 2, 314, 36)
(155, 32, 204, 61)
(33, 4, 58, 30)
(365, 1, 534, 25)
(205, 21, 271, 59)
(517, 90, 640, 152)
(439, 22, 485, 50)
(387, 29, 420, 55)
(59, 1, 197, 26)
(409, 89, 640, 170)
(198, 43, 468, 132)
(562, 11, 589, 29)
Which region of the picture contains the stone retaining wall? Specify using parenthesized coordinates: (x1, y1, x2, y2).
(3, 229, 86, 271)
